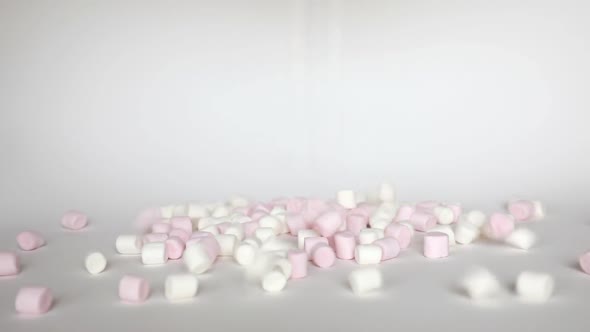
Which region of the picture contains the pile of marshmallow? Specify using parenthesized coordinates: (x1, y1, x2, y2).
(3, 184, 590, 316)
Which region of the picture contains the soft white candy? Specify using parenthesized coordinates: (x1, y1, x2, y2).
(434, 206, 455, 225)
(197, 217, 217, 230)
(161, 205, 174, 218)
(461, 267, 502, 300)
(255, 227, 276, 243)
(173, 204, 187, 217)
(211, 205, 230, 218)
(234, 241, 259, 266)
(262, 267, 287, 292)
(215, 234, 237, 256)
(201, 225, 220, 235)
(258, 215, 283, 235)
(85, 252, 107, 274)
(464, 210, 487, 228)
(229, 196, 249, 208)
(429, 225, 456, 245)
(115, 235, 143, 255)
(505, 228, 536, 250)
(349, 268, 383, 295)
(141, 242, 168, 265)
(369, 217, 391, 230)
(359, 229, 384, 244)
(224, 224, 245, 241)
(270, 206, 287, 216)
(455, 222, 480, 244)
(516, 271, 554, 303)
(184, 243, 214, 274)
(188, 204, 209, 220)
(165, 274, 198, 301)
(229, 214, 252, 224)
(532, 201, 545, 221)
(379, 183, 396, 202)
(297, 229, 319, 249)
(337, 190, 357, 209)
(355, 244, 383, 264)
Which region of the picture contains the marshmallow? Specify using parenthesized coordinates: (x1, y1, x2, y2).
(579, 251, 590, 275)
(399, 221, 415, 237)
(211, 205, 230, 218)
(516, 271, 554, 303)
(188, 203, 209, 219)
(313, 211, 343, 237)
(170, 216, 193, 233)
(334, 231, 356, 259)
(354, 244, 383, 264)
(394, 204, 415, 222)
(483, 213, 515, 240)
(349, 268, 383, 295)
(215, 234, 238, 256)
(234, 240, 259, 266)
(379, 183, 395, 202)
(165, 274, 198, 301)
(464, 210, 487, 228)
(433, 206, 455, 225)
(143, 233, 168, 243)
(384, 223, 413, 249)
(337, 190, 357, 209)
(0, 252, 20, 276)
(16, 231, 45, 251)
(455, 222, 480, 245)
(229, 195, 250, 208)
(61, 210, 88, 230)
(15, 287, 53, 314)
(166, 237, 185, 260)
(119, 275, 150, 303)
(262, 267, 288, 292)
(311, 243, 336, 268)
(224, 224, 245, 241)
(507, 200, 535, 221)
(201, 225, 219, 235)
(255, 227, 276, 243)
(446, 204, 462, 222)
(409, 212, 437, 232)
(428, 225, 456, 245)
(160, 205, 174, 218)
(243, 220, 260, 237)
(197, 217, 217, 230)
(505, 228, 536, 250)
(184, 242, 215, 274)
(152, 222, 172, 234)
(415, 201, 439, 213)
(297, 229, 319, 249)
(286, 197, 306, 213)
(369, 216, 391, 230)
(346, 214, 368, 235)
(288, 249, 308, 278)
(141, 242, 168, 265)
(116, 235, 143, 254)
(532, 201, 545, 220)
(258, 215, 283, 235)
(85, 252, 107, 274)
(304, 236, 329, 257)
(461, 267, 502, 300)
(169, 229, 190, 243)
(423, 232, 449, 258)
(358, 228, 384, 244)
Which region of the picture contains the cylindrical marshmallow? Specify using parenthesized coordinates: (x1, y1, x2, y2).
(255, 227, 276, 243)
(188, 203, 209, 219)
(61, 210, 88, 230)
(170, 216, 193, 233)
(507, 200, 535, 221)
(215, 234, 237, 256)
(379, 183, 395, 202)
(311, 243, 336, 268)
(358, 228, 384, 244)
(262, 267, 288, 292)
(201, 225, 219, 235)
(433, 206, 455, 225)
(152, 222, 172, 234)
(184, 242, 215, 274)
(143, 233, 168, 244)
(85, 252, 107, 274)
(373, 237, 400, 260)
(354, 244, 383, 264)
(346, 214, 368, 235)
(579, 251, 590, 275)
(461, 267, 502, 300)
(394, 204, 415, 222)
(234, 240, 259, 266)
(258, 215, 283, 235)
(464, 210, 487, 228)
(313, 211, 343, 237)
(337, 190, 357, 209)
(15, 287, 53, 314)
(384, 223, 413, 249)
(349, 268, 383, 295)
(516, 271, 554, 303)
(224, 224, 245, 241)
(428, 225, 456, 245)
(304, 236, 329, 257)
(0, 252, 20, 276)
(484, 213, 515, 240)
(409, 212, 437, 232)
(211, 205, 230, 218)
(141, 242, 168, 265)
(297, 229, 319, 249)
(116, 235, 143, 254)
(16, 231, 45, 251)
(165, 274, 198, 301)
(169, 229, 190, 243)
(455, 222, 480, 245)
(285, 213, 306, 236)
(119, 275, 150, 303)
(288, 249, 308, 279)
(166, 237, 185, 260)
(243, 220, 260, 237)
(334, 231, 356, 259)
(505, 228, 536, 250)
(423, 232, 449, 258)
(446, 203, 462, 223)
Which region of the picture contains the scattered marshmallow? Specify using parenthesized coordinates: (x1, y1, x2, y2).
(188, 203, 209, 220)
(507, 200, 535, 221)
(258, 215, 283, 235)
(119, 275, 150, 303)
(354, 244, 383, 264)
(16, 231, 45, 251)
(373, 237, 400, 260)
(216, 234, 238, 256)
(15, 287, 53, 314)
(224, 224, 245, 241)
(455, 222, 480, 245)
(394, 204, 415, 222)
(428, 225, 456, 246)
(346, 214, 368, 235)
(0, 252, 20, 276)
(349, 268, 383, 295)
(262, 267, 288, 292)
(334, 231, 356, 259)
(384, 223, 413, 249)
(165, 237, 185, 260)
(311, 243, 336, 268)
(423, 232, 449, 258)
(379, 183, 396, 202)
(169, 229, 190, 243)
(505, 228, 536, 250)
(358, 228, 384, 244)
(211, 205, 230, 218)
(234, 239, 259, 266)
(152, 222, 172, 234)
(255, 227, 276, 243)
(184, 242, 215, 274)
(484, 213, 515, 240)
(516, 271, 554, 303)
(337, 190, 357, 209)
(409, 211, 437, 232)
(141, 242, 168, 265)
(61, 210, 88, 230)
(433, 206, 455, 225)
(313, 211, 343, 237)
(297, 229, 319, 249)
(143, 233, 168, 243)
(464, 210, 487, 228)
(461, 267, 502, 300)
(288, 249, 308, 278)
(165, 274, 198, 301)
(85, 252, 107, 274)
(304, 236, 329, 257)
(170, 216, 193, 233)
(115, 235, 143, 255)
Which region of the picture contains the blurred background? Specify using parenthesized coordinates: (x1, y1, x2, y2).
(1, 0, 589, 224)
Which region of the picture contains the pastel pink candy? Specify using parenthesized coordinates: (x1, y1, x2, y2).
(394, 204, 415, 222)
(349, 203, 376, 218)
(415, 201, 440, 212)
(304, 236, 329, 257)
(311, 243, 336, 268)
(0, 252, 20, 276)
(249, 203, 271, 215)
(15, 287, 53, 314)
(334, 231, 356, 260)
(485, 213, 515, 239)
(303, 199, 329, 224)
(409, 212, 437, 232)
(446, 204, 462, 222)
(61, 210, 88, 230)
(423, 232, 449, 258)
(508, 200, 535, 221)
(271, 197, 289, 209)
(579, 251, 590, 275)
(169, 229, 190, 243)
(313, 211, 343, 237)
(384, 223, 412, 249)
(250, 211, 267, 222)
(16, 231, 45, 251)
(288, 249, 308, 278)
(242, 220, 259, 237)
(285, 213, 306, 236)
(165, 237, 185, 259)
(143, 233, 168, 243)
(346, 214, 368, 235)
(170, 216, 193, 233)
(374, 237, 401, 260)
(216, 222, 232, 234)
(286, 197, 306, 213)
(151, 222, 171, 234)
(119, 275, 150, 303)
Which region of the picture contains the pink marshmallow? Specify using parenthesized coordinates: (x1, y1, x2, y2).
(423, 232, 449, 258)
(15, 287, 53, 315)
(349, 203, 376, 218)
(151, 222, 171, 234)
(409, 212, 437, 232)
(485, 213, 515, 239)
(313, 211, 343, 237)
(304, 236, 329, 257)
(415, 201, 440, 213)
(165, 237, 185, 260)
(119, 275, 150, 303)
(143, 233, 168, 244)
(394, 204, 415, 222)
(16, 231, 45, 251)
(303, 199, 329, 224)
(242, 220, 259, 237)
(311, 243, 336, 268)
(249, 203, 271, 215)
(288, 249, 308, 278)
(286, 197, 306, 213)
(374, 237, 401, 260)
(250, 211, 267, 222)
(170, 216, 193, 233)
(334, 231, 356, 260)
(346, 214, 368, 235)
(579, 251, 590, 275)
(61, 210, 88, 230)
(384, 223, 413, 249)
(508, 200, 535, 222)
(169, 229, 190, 243)
(446, 204, 462, 223)
(270, 197, 289, 209)
(286, 213, 307, 236)
(0, 252, 20, 276)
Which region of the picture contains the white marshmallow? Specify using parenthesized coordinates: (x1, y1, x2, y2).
(160, 205, 174, 218)
(464, 210, 487, 228)
(355, 244, 383, 264)
(229, 213, 252, 224)
(505, 228, 536, 250)
(337, 190, 357, 209)
(184, 243, 214, 274)
(211, 205, 230, 218)
(234, 241, 259, 266)
(229, 196, 249, 208)
(270, 206, 287, 216)
(359, 229, 384, 244)
(255, 227, 276, 243)
(165, 274, 198, 301)
(224, 224, 245, 241)
(188, 204, 209, 219)
(258, 215, 283, 235)
(516, 271, 554, 303)
(262, 267, 287, 292)
(355, 192, 367, 204)
(455, 222, 480, 245)
(201, 225, 219, 235)
(379, 183, 396, 203)
(85, 252, 107, 274)
(173, 204, 187, 217)
(461, 267, 502, 300)
(349, 268, 383, 295)
(429, 225, 456, 245)
(532, 201, 545, 221)
(434, 206, 455, 225)
(115, 235, 143, 255)
(215, 234, 237, 256)
(297, 229, 319, 249)
(197, 217, 217, 230)
(141, 242, 168, 265)
(369, 217, 391, 230)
